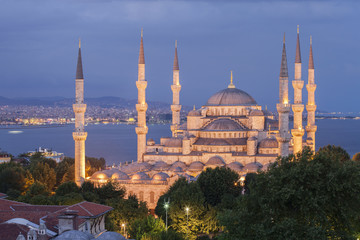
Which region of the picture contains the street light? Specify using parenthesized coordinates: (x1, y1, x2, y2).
(122, 223, 126, 239)
(164, 199, 170, 231)
(185, 207, 190, 239)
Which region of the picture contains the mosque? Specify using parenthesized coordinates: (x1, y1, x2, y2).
(73, 27, 317, 210)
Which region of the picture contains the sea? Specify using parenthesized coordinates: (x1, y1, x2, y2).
(0, 119, 359, 165)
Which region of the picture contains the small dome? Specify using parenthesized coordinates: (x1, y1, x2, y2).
(147, 138, 155, 146)
(188, 161, 205, 171)
(131, 172, 150, 181)
(173, 166, 184, 173)
(244, 162, 263, 172)
(188, 109, 201, 116)
(152, 161, 170, 171)
(152, 172, 170, 181)
(90, 171, 109, 181)
(204, 119, 244, 131)
(226, 162, 244, 172)
(97, 232, 126, 240)
(262, 109, 273, 116)
(111, 170, 129, 180)
(122, 162, 152, 174)
(164, 138, 183, 147)
(206, 156, 225, 166)
(249, 109, 264, 116)
(206, 88, 257, 106)
(169, 161, 187, 171)
(54, 230, 92, 240)
(259, 137, 279, 148)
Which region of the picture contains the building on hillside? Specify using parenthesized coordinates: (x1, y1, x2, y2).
(0, 149, 11, 163)
(28, 147, 64, 163)
(87, 27, 318, 210)
(0, 196, 123, 240)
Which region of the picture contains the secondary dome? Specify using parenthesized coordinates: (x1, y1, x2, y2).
(204, 119, 244, 131)
(206, 156, 225, 167)
(206, 88, 257, 106)
(188, 161, 205, 171)
(131, 172, 150, 181)
(259, 137, 279, 148)
(153, 172, 170, 181)
(90, 171, 109, 181)
(111, 170, 129, 180)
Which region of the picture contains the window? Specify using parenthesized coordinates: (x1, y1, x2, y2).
(139, 191, 144, 201)
(150, 192, 155, 203)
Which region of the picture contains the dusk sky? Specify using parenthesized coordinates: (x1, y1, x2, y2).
(0, 0, 359, 112)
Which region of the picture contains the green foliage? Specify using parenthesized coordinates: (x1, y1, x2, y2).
(105, 194, 148, 232)
(96, 181, 125, 203)
(53, 192, 84, 205)
(156, 178, 219, 240)
(55, 181, 80, 196)
(317, 144, 350, 162)
(353, 152, 360, 161)
(55, 157, 74, 185)
(218, 147, 360, 240)
(85, 156, 106, 177)
(30, 162, 56, 191)
(197, 167, 241, 207)
(129, 215, 166, 239)
(0, 162, 33, 194)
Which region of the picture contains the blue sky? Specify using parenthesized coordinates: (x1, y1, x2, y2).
(0, 0, 359, 112)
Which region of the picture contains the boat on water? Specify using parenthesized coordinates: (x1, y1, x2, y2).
(8, 130, 23, 134)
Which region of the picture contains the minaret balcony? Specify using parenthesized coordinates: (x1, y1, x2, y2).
(171, 104, 182, 112)
(292, 104, 304, 113)
(73, 104, 87, 113)
(171, 84, 181, 92)
(135, 126, 148, 135)
(292, 80, 304, 89)
(306, 84, 317, 92)
(136, 80, 148, 89)
(306, 104, 317, 112)
(276, 133, 291, 143)
(291, 128, 305, 137)
(136, 103, 148, 112)
(276, 103, 291, 113)
(305, 125, 317, 133)
(72, 132, 88, 141)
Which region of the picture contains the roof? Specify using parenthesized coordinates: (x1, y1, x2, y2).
(259, 137, 279, 148)
(280, 37, 288, 78)
(188, 161, 204, 171)
(0, 192, 7, 199)
(205, 87, 257, 106)
(76, 47, 83, 79)
(203, 119, 245, 131)
(173, 42, 179, 70)
(194, 138, 247, 146)
(206, 156, 225, 166)
(164, 138, 182, 147)
(0, 198, 29, 211)
(0, 223, 30, 240)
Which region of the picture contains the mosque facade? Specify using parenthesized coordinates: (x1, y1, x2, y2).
(81, 28, 317, 210)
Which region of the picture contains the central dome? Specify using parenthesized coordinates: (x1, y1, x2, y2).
(206, 88, 257, 106)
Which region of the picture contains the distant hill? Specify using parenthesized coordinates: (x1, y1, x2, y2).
(0, 96, 180, 110)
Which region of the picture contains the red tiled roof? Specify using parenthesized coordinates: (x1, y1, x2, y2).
(11, 205, 66, 213)
(0, 198, 28, 211)
(0, 223, 30, 240)
(0, 193, 7, 199)
(0, 211, 49, 224)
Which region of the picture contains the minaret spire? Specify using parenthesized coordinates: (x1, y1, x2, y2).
(276, 33, 291, 156)
(306, 35, 317, 152)
(76, 39, 83, 80)
(291, 25, 305, 154)
(135, 29, 148, 162)
(73, 39, 87, 186)
(171, 40, 182, 136)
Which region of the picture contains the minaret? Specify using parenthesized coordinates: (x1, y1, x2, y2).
(72, 39, 87, 186)
(305, 36, 317, 151)
(276, 34, 291, 156)
(135, 29, 148, 162)
(291, 25, 305, 154)
(170, 40, 182, 137)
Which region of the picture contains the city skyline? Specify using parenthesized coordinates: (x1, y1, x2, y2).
(0, 0, 359, 112)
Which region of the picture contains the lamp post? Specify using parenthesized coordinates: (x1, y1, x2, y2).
(185, 207, 189, 239)
(164, 199, 170, 231)
(122, 223, 126, 239)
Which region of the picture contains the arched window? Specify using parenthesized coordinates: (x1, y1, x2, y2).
(139, 191, 144, 201)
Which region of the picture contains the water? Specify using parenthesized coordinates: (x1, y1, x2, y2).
(0, 119, 359, 165)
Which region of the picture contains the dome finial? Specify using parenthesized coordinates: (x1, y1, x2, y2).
(228, 70, 235, 88)
(79, 38, 81, 48)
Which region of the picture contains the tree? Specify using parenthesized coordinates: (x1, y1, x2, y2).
(218, 147, 360, 240)
(156, 178, 219, 240)
(55, 157, 74, 185)
(353, 152, 360, 162)
(197, 167, 241, 207)
(0, 162, 33, 194)
(317, 144, 350, 162)
(55, 181, 80, 196)
(30, 162, 56, 191)
(105, 194, 148, 232)
(129, 215, 166, 240)
(96, 181, 125, 203)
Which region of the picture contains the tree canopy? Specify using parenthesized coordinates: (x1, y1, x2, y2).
(218, 147, 360, 240)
